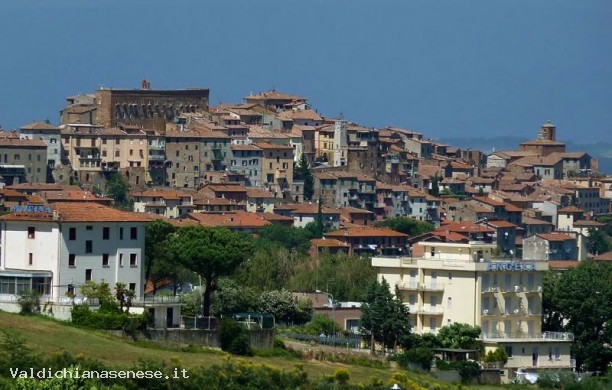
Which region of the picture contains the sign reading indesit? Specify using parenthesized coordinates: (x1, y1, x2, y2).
(486, 261, 536, 271)
(11, 205, 53, 213)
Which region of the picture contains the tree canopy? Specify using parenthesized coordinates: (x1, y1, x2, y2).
(360, 278, 412, 353)
(374, 216, 434, 237)
(436, 322, 482, 350)
(294, 153, 314, 201)
(546, 260, 612, 372)
(105, 172, 131, 210)
(168, 226, 254, 317)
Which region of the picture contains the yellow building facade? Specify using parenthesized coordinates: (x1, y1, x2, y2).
(372, 242, 573, 382)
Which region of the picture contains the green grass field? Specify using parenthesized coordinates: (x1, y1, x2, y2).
(0, 311, 401, 385)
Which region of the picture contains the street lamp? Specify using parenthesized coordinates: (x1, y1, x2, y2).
(316, 289, 335, 348)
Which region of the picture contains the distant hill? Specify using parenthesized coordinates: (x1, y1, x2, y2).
(439, 136, 612, 174)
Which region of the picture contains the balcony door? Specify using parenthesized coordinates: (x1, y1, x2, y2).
(410, 270, 417, 289)
(431, 272, 437, 289)
(532, 348, 539, 367)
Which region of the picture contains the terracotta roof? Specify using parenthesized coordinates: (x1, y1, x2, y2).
(520, 139, 565, 146)
(246, 188, 275, 198)
(472, 196, 505, 207)
(436, 221, 495, 234)
(291, 204, 339, 215)
(428, 231, 470, 242)
(246, 90, 306, 101)
(594, 251, 612, 261)
(277, 109, 322, 122)
(205, 185, 248, 193)
(548, 261, 580, 270)
(505, 204, 523, 212)
(40, 191, 112, 202)
(572, 220, 605, 227)
(0, 138, 46, 147)
(0, 189, 27, 198)
(0, 202, 150, 222)
(6, 183, 82, 192)
(339, 206, 374, 215)
(536, 233, 575, 242)
(20, 121, 60, 131)
(325, 227, 408, 238)
(258, 212, 293, 223)
(254, 141, 293, 150)
(558, 206, 584, 213)
(311, 238, 350, 248)
(231, 144, 261, 151)
(131, 189, 188, 200)
(188, 211, 270, 228)
(485, 220, 517, 228)
(522, 217, 553, 225)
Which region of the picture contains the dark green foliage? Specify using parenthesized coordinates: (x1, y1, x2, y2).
(436, 323, 481, 350)
(256, 223, 313, 253)
(374, 216, 434, 237)
(289, 253, 377, 301)
(455, 360, 481, 384)
(0, 330, 42, 376)
(360, 279, 412, 352)
(219, 318, 252, 356)
(235, 246, 297, 292)
(71, 305, 147, 331)
(542, 271, 564, 332)
(483, 346, 508, 365)
(145, 219, 178, 293)
(586, 228, 611, 255)
(295, 153, 315, 201)
(394, 347, 435, 371)
(547, 260, 612, 372)
(168, 226, 254, 316)
(258, 289, 313, 325)
(211, 278, 259, 316)
(430, 174, 441, 197)
(105, 172, 131, 210)
(17, 291, 40, 315)
(406, 332, 441, 349)
(299, 314, 340, 336)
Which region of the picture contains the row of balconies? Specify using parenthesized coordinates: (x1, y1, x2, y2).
(481, 308, 541, 317)
(398, 282, 445, 292)
(482, 285, 542, 294)
(405, 304, 444, 315)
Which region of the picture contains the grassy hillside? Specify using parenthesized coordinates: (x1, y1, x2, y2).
(0, 311, 401, 386)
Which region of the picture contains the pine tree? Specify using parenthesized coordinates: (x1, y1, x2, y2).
(295, 153, 314, 200)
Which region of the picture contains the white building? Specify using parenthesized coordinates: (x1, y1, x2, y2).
(0, 202, 185, 324)
(372, 241, 573, 382)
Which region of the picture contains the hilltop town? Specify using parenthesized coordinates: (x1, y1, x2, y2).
(0, 81, 611, 385)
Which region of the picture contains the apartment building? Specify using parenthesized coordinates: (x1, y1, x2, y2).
(372, 241, 573, 382)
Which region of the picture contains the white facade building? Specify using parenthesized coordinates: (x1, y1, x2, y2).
(0, 202, 148, 307)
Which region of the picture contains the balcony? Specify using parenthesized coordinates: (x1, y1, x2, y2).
(481, 309, 499, 317)
(481, 286, 500, 294)
(419, 282, 444, 292)
(418, 305, 444, 315)
(78, 154, 101, 161)
(275, 169, 287, 180)
(481, 331, 574, 341)
(398, 281, 419, 291)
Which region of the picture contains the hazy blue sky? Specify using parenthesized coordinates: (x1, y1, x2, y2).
(1, 0, 610, 142)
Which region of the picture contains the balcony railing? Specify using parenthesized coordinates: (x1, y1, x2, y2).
(418, 305, 444, 315)
(481, 331, 574, 341)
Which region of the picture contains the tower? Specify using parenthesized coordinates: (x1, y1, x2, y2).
(333, 120, 348, 167)
(539, 120, 556, 141)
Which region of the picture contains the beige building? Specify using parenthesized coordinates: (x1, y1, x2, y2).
(256, 142, 294, 197)
(0, 138, 48, 185)
(372, 241, 573, 382)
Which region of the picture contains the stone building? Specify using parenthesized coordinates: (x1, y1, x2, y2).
(19, 122, 62, 170)
(60, 80, 209, 132)
(0, 138, 48, 185)
(230, 143, 263, 187)
(519, 122, 566, 156)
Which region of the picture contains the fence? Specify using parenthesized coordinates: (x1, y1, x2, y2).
(282, 332, 363, 349)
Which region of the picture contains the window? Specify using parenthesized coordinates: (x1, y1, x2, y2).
(119, 227, 124, 240)
(505, 346, 513, 358)
(447, 297, 452, 308)
(27, 227, 35, 239)
(130, 227, 138, 240)
(69, 228, 76, 240)
(102, 227, 110, 240)
(85, 269, 92, 282)
(86, 225, 92, 230)
(67, 284, 75, 296)
(115, 150, 120, 157)
(130, 254, 137, 267)
(129, 283, 136, 291)
(102, 254, 109, 267)
(119, 253, 124, 267)
(69, 254, 76, 267)
(85, 240, 93, 253)
(28, 253, 33, 266)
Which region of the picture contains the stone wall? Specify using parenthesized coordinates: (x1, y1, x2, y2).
(108, 328, 275, 349)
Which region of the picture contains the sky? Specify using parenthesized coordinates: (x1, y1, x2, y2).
(0, 0, 611, 143)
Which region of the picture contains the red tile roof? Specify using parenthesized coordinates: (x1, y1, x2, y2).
(187, 211, 270, 228)
(558, 206, 584, 213)
(536, 233, 575, 242)
(0, 202, 150, 222)
(325, 227, 408, 238)
(311, 238, 350, 248)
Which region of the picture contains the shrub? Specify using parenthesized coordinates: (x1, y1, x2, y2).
(219, 318, 251, 356)
(395, 347, 435, 371)
(483, 346, 508, 365)
(334, 368, 350, 385)
(71, 304, 147, 331)
(17, 291, 40, 315)
(455, 360, 481, 384)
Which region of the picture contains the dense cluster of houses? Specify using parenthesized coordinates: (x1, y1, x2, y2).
(1, 82, 611, 382)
